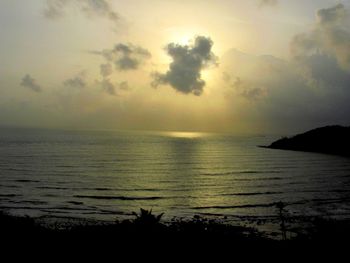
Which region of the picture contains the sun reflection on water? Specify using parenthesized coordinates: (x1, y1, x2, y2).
(165, 131, 208, 139)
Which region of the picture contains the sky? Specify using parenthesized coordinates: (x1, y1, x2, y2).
(1, 0, 350, 135)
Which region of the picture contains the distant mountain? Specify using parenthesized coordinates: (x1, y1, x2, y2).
(263, 125, 350, 157)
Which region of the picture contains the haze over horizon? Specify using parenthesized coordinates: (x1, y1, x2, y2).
(1, 0, 350, 134)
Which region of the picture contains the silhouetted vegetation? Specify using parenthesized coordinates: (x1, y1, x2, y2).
(276, 201, 287, 241)
(262, 125, 350, 156)
(1, 207, 350, 246)
(132, 208, 164, 225)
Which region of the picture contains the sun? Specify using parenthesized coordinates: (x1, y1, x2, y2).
(164, 26, 203, 46)
(175, 33, 193, 46)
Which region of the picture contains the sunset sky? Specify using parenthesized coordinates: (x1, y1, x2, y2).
(1, 0, 350, 134)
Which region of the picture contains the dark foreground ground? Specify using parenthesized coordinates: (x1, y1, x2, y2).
(1, 208, 350, 249)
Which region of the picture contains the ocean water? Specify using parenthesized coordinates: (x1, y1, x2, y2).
(1, 128, 350, 228)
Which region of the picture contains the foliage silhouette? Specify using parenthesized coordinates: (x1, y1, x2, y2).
(1, 207, 350, 245)
(132, 208, 164, 225)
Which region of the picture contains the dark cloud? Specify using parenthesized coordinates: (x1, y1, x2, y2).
(115, 55, 138, 70)
(317, 4, 346, 25)
(222, 11, 350, 133)
(20, 74, 42, 92)
(152, 36, 217, 96)
(112, 43, 151, 70)
(291, 4, 350, 71)
(258, 0, 278, 7)
(91, 43, 151, 72)
(290, 32, 319, 58)
(297, 53, 350, 89)
(44, 0, 119, 24)
(287, 4, 350, 129)
(63, 73, 86, 89)
(222, 50, 310, 132)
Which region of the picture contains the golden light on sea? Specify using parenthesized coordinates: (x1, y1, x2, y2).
(165, 131, 208, 139)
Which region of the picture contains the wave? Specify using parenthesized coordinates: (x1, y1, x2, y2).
(0, 205, 46, 210)
(192, 197, 350, 211)
(311, 197, 350, 204)
(92, 187, 112, 191)
(4, 167, 33, 172)
(231, 177, 288, 182)
(55, 165, 75, 168)
(201, 170, 283, 176)
(74, 195, 164, 201)
(9, 200, 48, 205)
(14, 179, 41, 183)
(67, 201, 84, 205)
(0, 194, 20, 198)
(192, 203, 279, 210)
(0, 185, 20, 188)
(221, 191, 283, 196)
(36, 186, 68, 190)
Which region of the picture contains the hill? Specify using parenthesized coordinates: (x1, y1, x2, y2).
(263, 125, 350, 156)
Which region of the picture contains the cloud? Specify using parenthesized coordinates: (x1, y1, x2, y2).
(222, 27, 350, 133)
(92, 44, 140, 96)
(98, 78, 116, 95)
(20, 74, 42, 92)
(222, 49, 298, 101)
(118, 81, 129, 91)
(222, 50, 304, 131)
(111, 43, 151, 70)
(44, 0, 119, 24)
(223, 74, 266, 101)
(91, 43, 140, 96)
(317, 3, 346, 25)
(97, 79, 129, 96)
(152, 36, 217, 96)
(219, 5, 350, 132)
(258, 0, 278, 7)
(91, 43, 151, 72)
(100, 63, 113, 77)
(291, 3, 350, 71)
(63, 72, 87, 89)
(44, 0, 68, 19)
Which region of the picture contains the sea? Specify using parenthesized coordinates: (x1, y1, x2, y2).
(1, 128, 350, 233)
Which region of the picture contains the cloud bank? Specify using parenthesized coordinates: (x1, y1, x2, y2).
(291, 4, 350, 71)
(153, 36, 217, 96)
(221, 4, 350, 132)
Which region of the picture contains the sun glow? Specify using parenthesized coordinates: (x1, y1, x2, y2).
(165, 131, 208, 139)
(163, 26, 214, 47)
